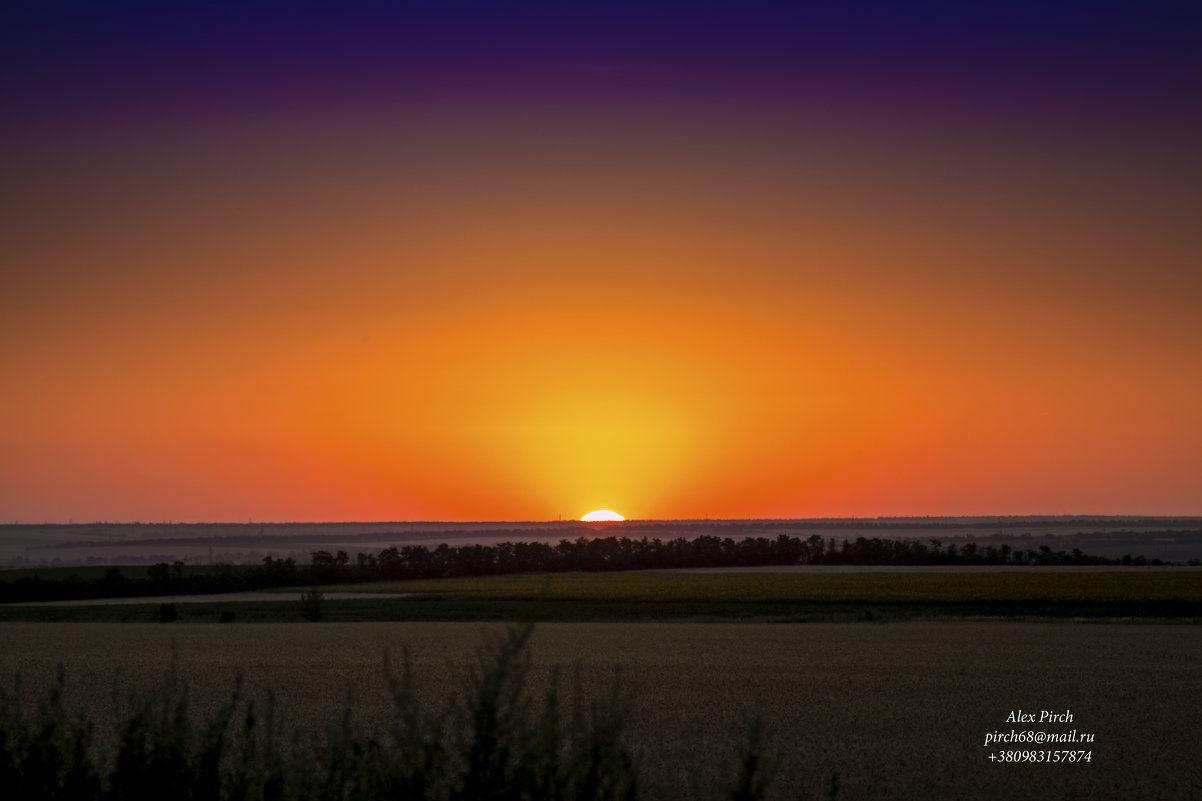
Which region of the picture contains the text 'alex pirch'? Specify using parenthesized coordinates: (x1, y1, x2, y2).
(1006, 709, 1073, 723)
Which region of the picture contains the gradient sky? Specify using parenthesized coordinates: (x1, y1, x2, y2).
(2, 1, 1200, 522)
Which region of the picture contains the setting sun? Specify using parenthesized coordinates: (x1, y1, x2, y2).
(0, 2, 1197, 527)
(581, 510, 625, 522)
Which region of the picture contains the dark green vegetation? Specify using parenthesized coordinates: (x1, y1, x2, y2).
(2, 568, 1198, 623)
(0, 563, 222, 583)
(4, 597, 1199, 625)
(1, 624, 773, 801)
(297, 588, 325, 623)
(5, 531, 1198, 606)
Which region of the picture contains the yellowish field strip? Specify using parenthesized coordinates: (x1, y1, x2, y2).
(334, 568, 1202, 603)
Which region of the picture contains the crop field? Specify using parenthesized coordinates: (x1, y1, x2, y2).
(1, 621, 1198, 800)
(338, 568, 1202, 603)
(4, 567, 1199, 623)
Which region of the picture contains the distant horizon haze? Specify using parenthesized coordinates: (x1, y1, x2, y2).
(6, 514, 1201, 528)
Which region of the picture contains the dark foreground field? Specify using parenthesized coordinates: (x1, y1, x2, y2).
(2, 621, 1198, 800)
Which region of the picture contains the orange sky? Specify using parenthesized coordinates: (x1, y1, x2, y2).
(2, 103, 1200, 522)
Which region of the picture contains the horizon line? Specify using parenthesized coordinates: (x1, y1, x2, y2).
(5, 513, 1202, 527)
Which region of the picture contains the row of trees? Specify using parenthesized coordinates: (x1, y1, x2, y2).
(307, 533, 1177, 579)
(1, 533, 1188, 603)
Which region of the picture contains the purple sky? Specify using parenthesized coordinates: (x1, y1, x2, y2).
(4, 2, 1199, 132)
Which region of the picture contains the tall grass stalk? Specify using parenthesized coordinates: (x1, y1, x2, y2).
(0, 624, 770, 800)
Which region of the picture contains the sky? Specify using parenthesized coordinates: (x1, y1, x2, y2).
(2, 1, 1200, 522)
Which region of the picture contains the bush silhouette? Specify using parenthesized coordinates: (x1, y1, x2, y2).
(152, 603, 179, 623)
(298, 588, 325, 622)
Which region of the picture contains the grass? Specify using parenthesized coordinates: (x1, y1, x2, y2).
(3, 568, 1200, 623)
(319, 568, 1202, 621)
(336, 568, 1202, 603)
(5, 596, 1198, 625)
(0, 624, 693, 801)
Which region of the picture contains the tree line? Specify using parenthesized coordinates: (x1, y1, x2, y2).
(2, 532, 1192, 604)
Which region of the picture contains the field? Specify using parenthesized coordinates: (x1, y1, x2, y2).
(4, 566, 1200, 624)
(339, 567, 1202, 602)
(4, 568, 1199, 798)
(2, 621, 1199, 800)
(330, 567, 1202, 622)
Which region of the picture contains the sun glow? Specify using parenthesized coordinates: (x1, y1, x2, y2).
(581, 509, 625, 522)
